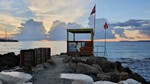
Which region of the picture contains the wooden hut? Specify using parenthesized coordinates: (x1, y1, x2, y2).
(67, 28, 94, 56)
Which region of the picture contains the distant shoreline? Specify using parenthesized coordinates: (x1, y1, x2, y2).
(0, 39, 18, 42)
(119, 40, 150, 42)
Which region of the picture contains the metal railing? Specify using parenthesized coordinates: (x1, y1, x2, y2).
(94, 45, 105, 57)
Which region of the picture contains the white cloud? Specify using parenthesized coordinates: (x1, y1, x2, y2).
(15, 19, 47, 41)
(0, 14, 22, 33)
(23, 0, 92, 30)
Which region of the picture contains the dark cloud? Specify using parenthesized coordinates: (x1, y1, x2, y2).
(88, 15, 115, 39)
(113, 19, 150, 38)
(15, 19, 47, 41)
(48, 20, 83, 41)
(112, 19, 150, 27)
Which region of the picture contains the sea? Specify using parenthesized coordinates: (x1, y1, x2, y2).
(0, 41, 150, 82)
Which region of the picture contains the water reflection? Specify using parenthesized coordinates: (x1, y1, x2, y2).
(0, 41, 67, 55)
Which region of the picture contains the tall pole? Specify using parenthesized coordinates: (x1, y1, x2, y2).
(104, 29, 107, 56)
(94, 13, 96, 35)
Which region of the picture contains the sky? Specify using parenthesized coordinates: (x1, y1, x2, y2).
(0, 0, 150, 41)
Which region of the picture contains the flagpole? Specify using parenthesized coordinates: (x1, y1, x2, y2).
(104, 29, 106, 56)
(94, 13, 96, 35)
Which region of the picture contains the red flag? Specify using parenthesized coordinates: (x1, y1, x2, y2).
(104, 22, 108, 29)
(90, 5, 96, 15)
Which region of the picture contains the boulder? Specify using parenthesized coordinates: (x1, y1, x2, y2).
(76, 63, 94, 74)
(68, 62, 78, 72)
(76, 63, 103, 74)
(91, 64, 103, 74)
(110, 72, 129, 82)
(115, 61, 123, 72)
(86, 57, 107, 65)
(63, 57, 83, 64)
(60, 73, 94, 84)
(72, 57, 84, 63)
(118, 78, 141, 84)
(130, 73, 147, 84)
(63, 57, 72, 63)
(97, 73, 111, 81)
(93, 81, 117, 84)
(86, 57, 117, 72)
(97, 72, 129, 82)
(122, 67, 132, 74)
(71, 80, 87, 84)
(0, 52, 19, 71)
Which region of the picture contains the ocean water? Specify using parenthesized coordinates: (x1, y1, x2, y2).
(0, 41, 150, 81)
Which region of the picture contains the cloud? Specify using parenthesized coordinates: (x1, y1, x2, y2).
(88, 16, 115, 39)
(0, 14, 22, 33)
(0, 0, 33, 18)
(15, 19, 47, 41)
(113, 19, 150, 39)
(48, 20, 83, 41)
(23, 0, 92, 30)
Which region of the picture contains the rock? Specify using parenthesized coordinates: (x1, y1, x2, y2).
(63, 57, 83, 64)
(130, 73, 147, 84)
(97, 73, 111, 81)
(0, 81, 2, 84)
(118, 78, 141, 84)
(60, 52, 67, 55)
(110, 72, 129, 82)
(0, 71, 32, 84)
(86, 57, 117, 72)
(76, 63, 93, 74)
(115, 61, 123, 72)
(76, 63, 103, 74)
(63, 57, 73, 63)
(47, 58, 56, 65)
(97, 72, 129, 82)
(0, 52, 19, 71)
(91, 64, 103, 74)
(60, 73, 94, 84)
(86, 57, 107, 65)
(93, 81, 117, 84)
(71, 80, 87, 84)
(68, 62, 77, 72)
(87, 74, 98, 81)
(122, 67, 132, 74)
(72, 57, 84, 63)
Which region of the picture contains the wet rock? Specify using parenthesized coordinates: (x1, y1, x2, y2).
(115, 61, 123, 72)
(122, 67, 132, 74)
(130, 72, 147, 84)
